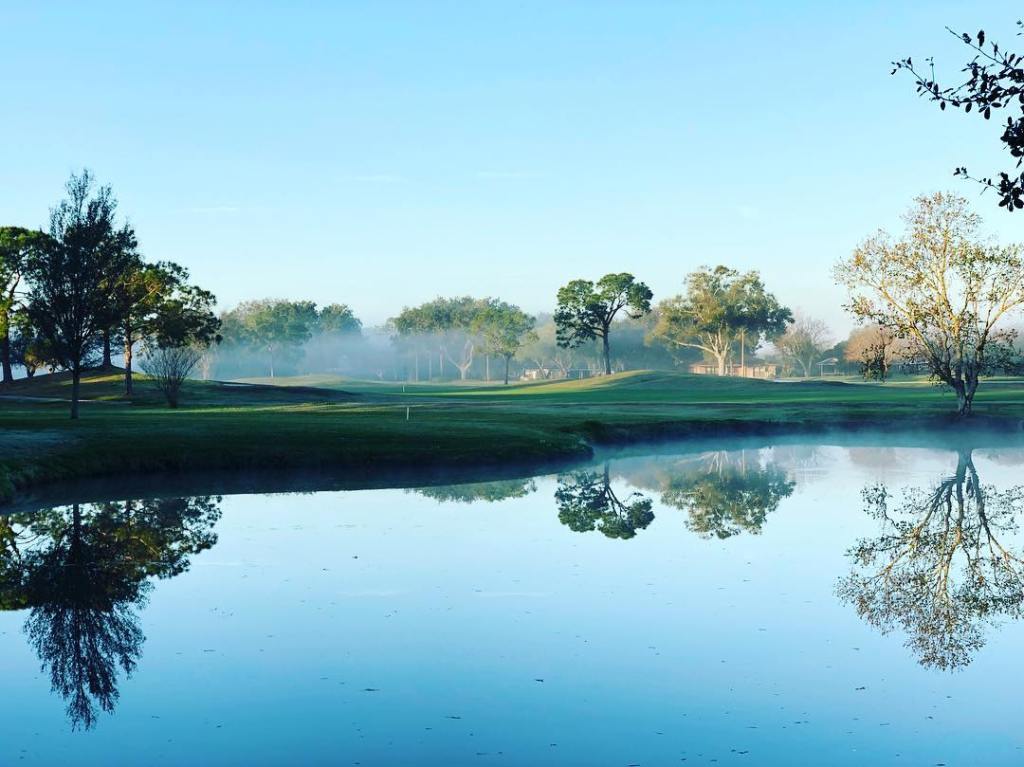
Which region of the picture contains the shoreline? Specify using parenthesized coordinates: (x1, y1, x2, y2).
(5, 412, 1024, 513)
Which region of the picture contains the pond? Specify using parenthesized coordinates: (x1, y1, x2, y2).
(3, 436, 1024, 765)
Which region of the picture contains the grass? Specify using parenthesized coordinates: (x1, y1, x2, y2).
(3, 367, 1024, 506)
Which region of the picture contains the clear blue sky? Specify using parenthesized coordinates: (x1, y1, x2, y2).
(2, 1, 1021, 336)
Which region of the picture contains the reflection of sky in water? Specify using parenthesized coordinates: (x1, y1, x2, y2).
(3, 442, 1024, 765)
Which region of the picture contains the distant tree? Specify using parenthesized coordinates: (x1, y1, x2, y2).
(836, 193, 1024, 415)
(554, 273, 652, 375)
(141, 284, 220, 408)
(893, 23, 1024, 211)
(650, 266, 791, 376)
(222, 299, 317, 377)
(774, 315, 832, 377)
(845, 324, 909, 381)
(475, 302, 536, 384)
(23, 171, 137, 418)
(0, 227, 48, 384)
(110, 260, 192, 395)
(9, 312, 51, 378)
(554, 464, 654, 540)
(317, 303, 362, 336)
(391, 297, 489, 380)
(520, 317, 589, 378)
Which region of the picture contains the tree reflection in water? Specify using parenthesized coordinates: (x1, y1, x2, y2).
(837, 449, 1024, 671)
(555, 463, 654, 539)
(0, 496, 221, 729)
(657, 450, 795, 539)
(411, 478, 537, 504)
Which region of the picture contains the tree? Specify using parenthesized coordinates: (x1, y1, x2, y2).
(317, 303, 362, 336)
(110, 260, 190, 395)
(836, 193, 1024, 416)
(475, 302, 536, 384)
(837, 449, 1024, 670)
(141, 283, 221, 408)
(391, 297, 489, 381)
(554, 464, 654, 540)
(222, 299, 317, 377)
(554, 273, 652, 375)
(9, 312, 52, 378)
(844, 324, 910, 381)
(774, 315, 832, 377)
(23, 171, 136, 418)
(0, 227, 48, 384)
(520, 317, 589, 378)
(650, 266, 791, 376)
(893, 23, 1024, 211)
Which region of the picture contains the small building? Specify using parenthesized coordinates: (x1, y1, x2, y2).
(688, 363, 780, 379)
(817, 357, 840, 376)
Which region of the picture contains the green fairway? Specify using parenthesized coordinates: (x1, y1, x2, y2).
(3, 368, 1024, 506)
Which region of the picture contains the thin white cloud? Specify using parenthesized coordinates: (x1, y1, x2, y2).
(344, 173, 406, 183)
(475, 170, 543, 180)
(179, 205, 242, 214)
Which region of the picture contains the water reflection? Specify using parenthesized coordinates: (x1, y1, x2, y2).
(412, 478, 537, 503)
(837, 449, 1024, 671)
(554, 463, 654, 539)
(0, 497, 221, 729)
(655, 450, 796, 539)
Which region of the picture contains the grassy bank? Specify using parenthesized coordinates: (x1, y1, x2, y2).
(3, 368, 1024, 505)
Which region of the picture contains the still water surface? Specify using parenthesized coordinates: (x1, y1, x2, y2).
(3, 437, 1024, 765)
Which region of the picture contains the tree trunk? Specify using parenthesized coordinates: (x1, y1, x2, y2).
(70, 366, 81, 420)
(951, 379, 974, 417)
(1, 328, 12, 384)
(102, 330, 112, 367)
(124, 340, 134, 395)
(504, 355, 511, 385)
(414, 352, 419, 382)
(602, 334, 611, 375)
(485, 355, 491, 382)
(716, 353, 727, 376)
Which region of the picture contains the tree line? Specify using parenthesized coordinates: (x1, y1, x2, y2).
(6, 174, 1024, 418)
(0, 171, 219, 417)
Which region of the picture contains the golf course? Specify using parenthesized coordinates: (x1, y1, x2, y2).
(4, 366, 1024, 506)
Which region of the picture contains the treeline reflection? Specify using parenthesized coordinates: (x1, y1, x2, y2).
(415, 445, 1024, 670)
(0, 497, 221, 729)
(6, 448, 1024, 732)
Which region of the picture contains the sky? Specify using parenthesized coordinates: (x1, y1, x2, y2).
(2, 1, 1023, 338)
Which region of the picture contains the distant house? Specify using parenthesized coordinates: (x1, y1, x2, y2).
(817, 357, 840, 376)
(688, 363, 780, 379)
(522, 367, 596, 381)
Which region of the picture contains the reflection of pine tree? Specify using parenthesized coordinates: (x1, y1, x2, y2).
(555, 464, 653, 540)
(0, 496, 221, 729)
(837, 450, 1024, 671)
(659, 451, 795, 539)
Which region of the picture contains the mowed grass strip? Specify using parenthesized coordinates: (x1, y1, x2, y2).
(2, 368, 1024, 504)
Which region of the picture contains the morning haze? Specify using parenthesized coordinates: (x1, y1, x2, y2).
(5, 3, 1024, 765)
